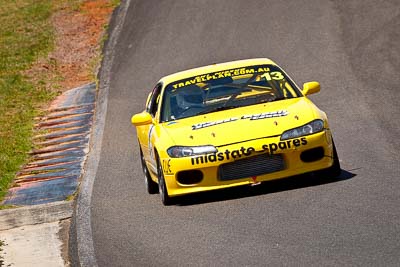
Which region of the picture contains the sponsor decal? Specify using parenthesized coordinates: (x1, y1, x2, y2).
(190, 137, 307, 165)
(241, 110, 289, 121)
(171, 66, 285, 89)
(192, 110, 288, 130)
(148, 125, 155, 160)
(162, 159, 173, 175)
(192, 117, 239, 130)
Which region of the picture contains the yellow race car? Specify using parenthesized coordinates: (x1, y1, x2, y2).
(131, 58, 340, 205)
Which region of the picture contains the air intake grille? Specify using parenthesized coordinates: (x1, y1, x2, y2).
(218, 153, 285, 181)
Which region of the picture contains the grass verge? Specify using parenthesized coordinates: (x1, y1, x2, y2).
(0, 0, 116, 203)
(0, 0, 56, 200)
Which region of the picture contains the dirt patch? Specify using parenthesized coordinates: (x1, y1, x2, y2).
(26, 0, 114, 93)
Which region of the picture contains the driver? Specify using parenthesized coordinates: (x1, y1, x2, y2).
(172, 84, 204, 119)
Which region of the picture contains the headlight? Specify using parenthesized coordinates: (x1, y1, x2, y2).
(281, 119, 324, 140)
(167, 145, 217, 158)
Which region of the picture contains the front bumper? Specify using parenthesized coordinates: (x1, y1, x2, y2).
(161, 130, 334, 197)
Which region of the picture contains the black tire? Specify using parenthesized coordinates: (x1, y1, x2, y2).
(139, 147, 158, 194)
(316, 141, 341, 178)
(156, 154, 173, 206)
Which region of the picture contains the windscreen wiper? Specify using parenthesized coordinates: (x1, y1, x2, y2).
(196, 105, 238, 116)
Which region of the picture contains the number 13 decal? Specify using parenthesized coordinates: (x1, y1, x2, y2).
(261, 71, 284, 81)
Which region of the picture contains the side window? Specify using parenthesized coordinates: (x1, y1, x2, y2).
(146, 84, 162, 118)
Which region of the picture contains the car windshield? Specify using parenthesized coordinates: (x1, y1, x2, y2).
(160, 64, 301, 122)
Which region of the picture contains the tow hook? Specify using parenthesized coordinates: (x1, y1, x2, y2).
(251, 176, 261, 186)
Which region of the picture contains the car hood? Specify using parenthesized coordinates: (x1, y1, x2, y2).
(162, 97, 319, 147)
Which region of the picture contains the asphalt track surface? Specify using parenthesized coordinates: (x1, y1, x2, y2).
(90, 0, 400, 266)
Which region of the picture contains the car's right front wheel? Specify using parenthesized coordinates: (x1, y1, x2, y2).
(156, 154, 173, 206)
(139, 147, 158, 194)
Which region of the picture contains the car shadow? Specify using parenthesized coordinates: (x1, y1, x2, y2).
(175, 169, 356, 206)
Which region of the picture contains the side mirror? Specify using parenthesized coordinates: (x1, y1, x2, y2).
(302, 81, 320, 96)
(131, 112, 152, 126)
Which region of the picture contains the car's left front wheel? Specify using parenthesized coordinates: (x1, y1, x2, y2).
(315, 141, 341, 178)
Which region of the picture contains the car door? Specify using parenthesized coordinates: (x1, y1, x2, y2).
(140, 83, 162, 174)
